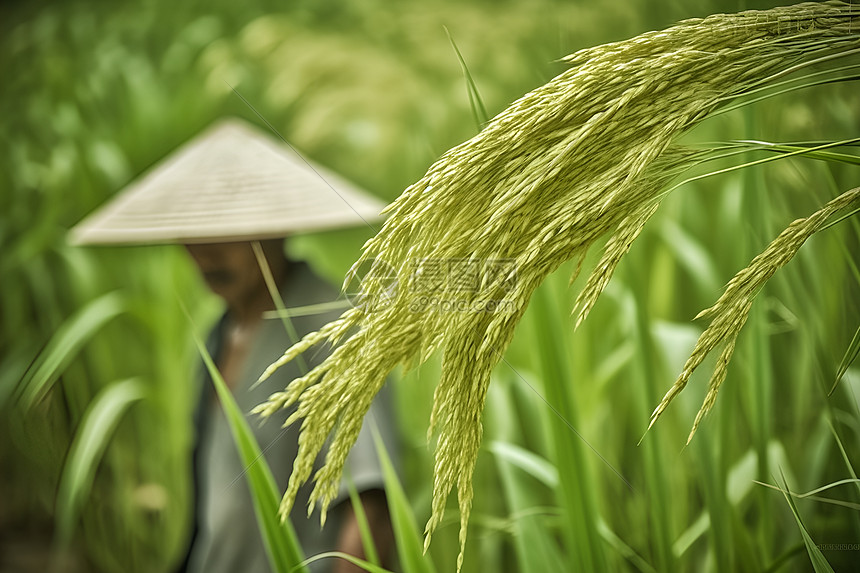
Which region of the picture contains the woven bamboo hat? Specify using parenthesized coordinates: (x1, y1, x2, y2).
(69, 118, 386, 245)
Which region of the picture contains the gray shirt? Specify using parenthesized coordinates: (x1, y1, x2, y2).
(187, 262, 392, 573)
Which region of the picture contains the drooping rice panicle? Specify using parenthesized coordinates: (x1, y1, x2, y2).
(648, 186, 860, 444)
(252, 3, 860, 568)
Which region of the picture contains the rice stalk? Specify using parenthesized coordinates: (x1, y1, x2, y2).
(253, 3, 860, 568)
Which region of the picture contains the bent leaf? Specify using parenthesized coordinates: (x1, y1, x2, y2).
(55, 377, 145, 544)
(192, 329, 307, 573)
(16, 291, 126, 410)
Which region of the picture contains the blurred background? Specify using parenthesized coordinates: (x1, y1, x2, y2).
(1, 0, 859, 571)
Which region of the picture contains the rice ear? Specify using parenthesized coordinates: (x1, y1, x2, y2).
(648, 186, 860, 442)
(255, 4, 860, 569)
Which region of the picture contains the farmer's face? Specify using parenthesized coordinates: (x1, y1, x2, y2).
(184, 242, 265, 308)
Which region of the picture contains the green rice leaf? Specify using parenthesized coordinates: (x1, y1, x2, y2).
(0, 341, 37, 410)
(597, 520, 657, 573)
(444, 26, 489, 129)
(829, 422, 860, 498)
(772, 471, 835, 573)
(488, 441, 558, 488)
(346, 473, 381, 566)
(294, 551, 393, 573)
(754, 478, 860, 511)
(818, 204, 860, 233)
(55, 377, 145, 544)
(743, 141, 860, 166)
(252, 240, 308, 377)
(667, 138, 860, 196)
(486, 382, 567, 572)
(16, 291, 126, 410)
(831, 324, 860, 394)
(370, 423, 435, 573)
(714, 63, 860, 117)
(192, 327, 307, 573)
(531, 285, 608, 571)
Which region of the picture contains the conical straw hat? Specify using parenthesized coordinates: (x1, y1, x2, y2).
(69, 118, 387, 245)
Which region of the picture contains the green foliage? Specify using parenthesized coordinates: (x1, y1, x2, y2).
(345, 476, 382, 567)
(55, 377, 146, 544)
(2, 0, 859, 572)
(834, 324, 860, 391)
(773, 471, 836, 573)
(191, 323, 307, 573)
(371, 425, 436, 573)
(298, 552, 391, 573)
(254, 3, 860, 569)
(13, 291, 127, 411)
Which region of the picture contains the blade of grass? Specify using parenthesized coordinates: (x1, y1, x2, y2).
(295, 551, 393, 573)
(673, 446, 761, 558)
(0, 341, 37, 410)
(188, 311, 307, 573)
(831, 325, 860, 394)
(369, 422, 435, 573)
(491, 449, 567, 573)
(55, 377, 146, 545)
(727, 42, 860, 101)
(753, 478, 860, 511)
(817, 204, 860, 233)
(737, 141, 860, 166)
(730, 60, 860, 101)
(625, 275, 680, 573)
(346, 473, 381, 567)
(772, 471, 835, 573)
(740, 135, 774, 568)
(530, 283, 608, 572)
(487, 441, 558, 488)
(486, 384, 566, 573)
(251, 241, 308, 378)
(829, 422, 860, 498)
(261, 300, 352, 320)
(714, 69, 860, 117)
(665, 137, 860, 197)
(15, 291, 126, 410)
(690, 437, 737, 571)
(444, 26, 489, 130)
(596, 520, 657, 573)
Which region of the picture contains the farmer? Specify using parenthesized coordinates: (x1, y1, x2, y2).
(70, 118, 396, 573)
